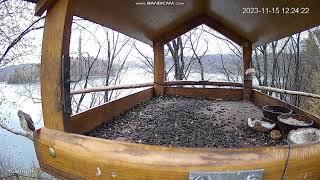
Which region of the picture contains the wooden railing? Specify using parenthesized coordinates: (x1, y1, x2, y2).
(70, 82, 154, 95)
(253, 85, 320, 100)
(165, 80, 243, 87)
(70, 81, 243, 95)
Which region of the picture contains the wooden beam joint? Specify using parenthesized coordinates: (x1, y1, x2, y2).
(35, 0, 57, 16)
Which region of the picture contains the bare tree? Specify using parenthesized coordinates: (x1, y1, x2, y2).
(0, 0, 44, 67)
(166, 36, 187, 80)
(68, 20, 135, 113)
(102, 28, 133, 103)
(269, 38, 291, 95)
(186, 29, 208, 82)
(71, 32, 101, 113)
(133, 41, 177, 81)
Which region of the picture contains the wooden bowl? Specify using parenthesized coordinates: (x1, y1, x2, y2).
(277, 114, 313, 136)
(262, 105, 292, 122)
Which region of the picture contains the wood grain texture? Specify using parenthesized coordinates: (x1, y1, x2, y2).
(69, 88, 154, 134)
(34, 127, 320, 180)
(40, 0, 72, 131)
(243, 42, 252, 101)
(153, 42, 165, 96)
(165, 87, 243, 101)
(35, 0, 56, 16)
(252, 90, 320, 128)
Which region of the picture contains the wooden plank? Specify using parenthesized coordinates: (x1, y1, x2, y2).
(153, 41, 165, 96)
(70, 82, 153, 95)
(242, 42, 252, 101)
(165, 87, 243, 101)
(34, 127, 320, 179)
(40, 0, 72, 131)
(35, 0, 56, 16)
(165, 80, 243, 87)
(252, 90, 320, 128)
(69, 88, 154, 134)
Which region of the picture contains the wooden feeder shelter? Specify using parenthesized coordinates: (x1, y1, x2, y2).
(25, 0, 320, 179)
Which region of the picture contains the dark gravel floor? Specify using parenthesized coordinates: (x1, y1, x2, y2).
(86, 96, 284, 148)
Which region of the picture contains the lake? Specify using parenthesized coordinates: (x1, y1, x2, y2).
(0, 68, 235, 172)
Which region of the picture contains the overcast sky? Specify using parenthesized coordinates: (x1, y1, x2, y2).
(23, 17, 237, 65)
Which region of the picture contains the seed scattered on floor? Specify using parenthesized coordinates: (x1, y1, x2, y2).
(86, 96, 284, 148)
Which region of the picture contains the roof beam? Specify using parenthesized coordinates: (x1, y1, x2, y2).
(35, 0, 56, 16)
(202, 15, 248, 46)
(153, 14, 206, 45)
(152, 14, 249, 46)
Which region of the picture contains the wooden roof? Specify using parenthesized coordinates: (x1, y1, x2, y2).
(33, 0, 320, 47)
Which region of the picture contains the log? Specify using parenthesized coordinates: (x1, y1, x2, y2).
(70, 82, 154, 95)
(164, 80, 243, 87)
(253, 85, 320, 100)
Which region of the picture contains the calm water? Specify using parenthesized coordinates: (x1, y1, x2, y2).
(0, 83, 42, 169)
(0, 68, 232, 170)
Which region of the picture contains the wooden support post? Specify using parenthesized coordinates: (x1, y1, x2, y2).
(40, 0, 72, 131)
(153, 41, 165, 96)
(243, 42, 252, 100)
(35, 0, 57, 16)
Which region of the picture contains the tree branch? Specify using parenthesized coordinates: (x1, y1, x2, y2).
(0, 16, 45, 64)
(0, 122, 33, 141)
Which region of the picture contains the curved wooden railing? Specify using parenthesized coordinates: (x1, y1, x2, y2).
(70, 81, 243, 95)
(34, 127, 320, 179)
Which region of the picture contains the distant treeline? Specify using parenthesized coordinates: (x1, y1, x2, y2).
(0, 56, 132, 84)
(7, 64, 40, 84)
(0, 54, 236, 84)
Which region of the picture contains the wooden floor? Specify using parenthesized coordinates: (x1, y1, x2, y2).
(86, 96, 283, 148)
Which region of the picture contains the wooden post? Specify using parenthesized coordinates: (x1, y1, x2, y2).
(40, 0, 72, 131)
(243, 42, 252, 100)
(153, 41, 165, 96)
(35, 0, 56, 16)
